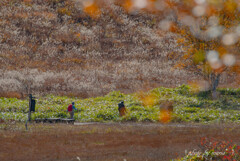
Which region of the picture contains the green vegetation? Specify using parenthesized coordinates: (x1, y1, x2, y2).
(0, 85, 240, 123)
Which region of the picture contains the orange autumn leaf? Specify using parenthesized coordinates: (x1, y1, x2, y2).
(206, 6, 218, 16)
(84, 2, 101, 18)
(169, 23, 177, 32)
(223, 0, 238, 13)
(24, 0, 32, 3)
(159, 109, 171, 123)
(123, 0, 133, 12)
(137, 92, 157, 107)
(217, 47, 227, 57)
(213, 66, 225, 74)
(183, 54, 190, 59)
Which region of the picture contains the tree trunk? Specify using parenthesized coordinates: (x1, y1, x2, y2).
(210, 73, 220, 99)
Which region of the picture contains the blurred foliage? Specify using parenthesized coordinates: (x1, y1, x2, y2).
(171, 0, 240, 90)
(116, 0, 240, 91)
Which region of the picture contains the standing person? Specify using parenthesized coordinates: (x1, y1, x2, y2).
(118, 101, 127, 116)
(67, 102, 76, 119)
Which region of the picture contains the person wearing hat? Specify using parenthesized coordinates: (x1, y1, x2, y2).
(67, 102, 77, 119)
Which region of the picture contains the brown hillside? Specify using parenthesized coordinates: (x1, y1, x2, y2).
(0, 0, 237, 98)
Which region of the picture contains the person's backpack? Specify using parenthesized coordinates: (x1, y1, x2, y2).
(68, 104, 73, 112)
(118, 102, 125, 111)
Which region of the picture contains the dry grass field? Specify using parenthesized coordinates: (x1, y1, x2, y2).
(1, 0, 238, 98)
(1, 123, 240, 161)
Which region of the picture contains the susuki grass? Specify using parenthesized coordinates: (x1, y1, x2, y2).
(0, 0, 238, 98)
(0, 85, 239, 123)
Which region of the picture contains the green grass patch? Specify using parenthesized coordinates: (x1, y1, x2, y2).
(0, 85, 239, 123)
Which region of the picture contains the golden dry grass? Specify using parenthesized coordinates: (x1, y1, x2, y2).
(0, 0, 239, 98)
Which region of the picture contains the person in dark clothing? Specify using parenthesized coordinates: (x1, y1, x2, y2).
(118, 101, 127, 116)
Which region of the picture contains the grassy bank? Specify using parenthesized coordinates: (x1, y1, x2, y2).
(0, 85, 240, 123)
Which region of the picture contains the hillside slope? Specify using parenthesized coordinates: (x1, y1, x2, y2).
(0, 0, 236, 97)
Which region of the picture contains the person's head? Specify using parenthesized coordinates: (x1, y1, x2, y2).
(72, 102, 75, 105)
